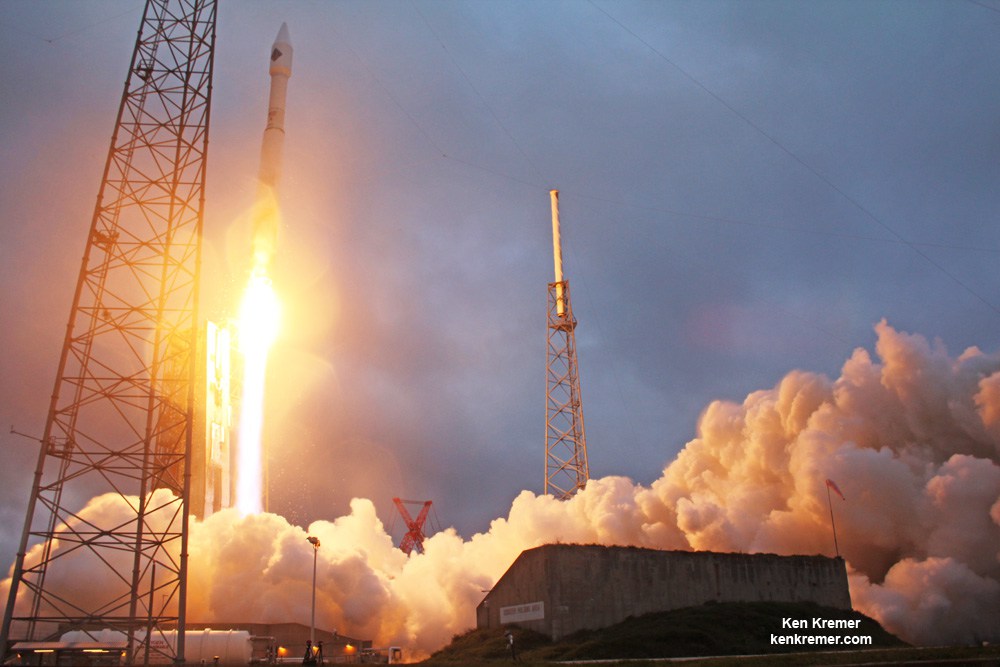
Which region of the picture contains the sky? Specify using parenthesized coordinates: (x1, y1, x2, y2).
(2, 0, 1000, 578)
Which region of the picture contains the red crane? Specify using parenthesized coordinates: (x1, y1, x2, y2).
(392, 498, 433, 555)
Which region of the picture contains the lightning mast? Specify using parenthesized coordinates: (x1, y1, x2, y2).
(544, 190, 590, 499)
(0, 1, 216, 664)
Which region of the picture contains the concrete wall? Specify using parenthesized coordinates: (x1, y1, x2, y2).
(476, 544, 851, 640)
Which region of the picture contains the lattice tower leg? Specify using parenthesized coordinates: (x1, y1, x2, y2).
(545, 280, 589, 499)
(0, 2, 217, 663)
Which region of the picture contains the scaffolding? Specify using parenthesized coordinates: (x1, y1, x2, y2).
(0, 1, 217, 663)
(544, 191, 590, 499)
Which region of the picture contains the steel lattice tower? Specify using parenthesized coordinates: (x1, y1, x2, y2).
(544, 190, 590, 499)
(0, 1, 216, 663)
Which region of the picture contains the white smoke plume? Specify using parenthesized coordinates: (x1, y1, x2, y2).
(3, 321, 999, 655)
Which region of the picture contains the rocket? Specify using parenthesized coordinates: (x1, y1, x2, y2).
(252, 22, 293, 272)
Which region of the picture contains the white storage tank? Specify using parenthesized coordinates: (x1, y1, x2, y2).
(60, 628, 252, 664)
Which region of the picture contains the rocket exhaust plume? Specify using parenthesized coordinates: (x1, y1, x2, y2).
(236, 23, 293, 515)
(235, 270, 280, 514)
(4, 321, 996, 657)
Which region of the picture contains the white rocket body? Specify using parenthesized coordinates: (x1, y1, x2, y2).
(252, 23, 292, 271)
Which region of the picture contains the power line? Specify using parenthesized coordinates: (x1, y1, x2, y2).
(565, 187, 1000, 254)
(411, 1, 547, 184)
(0, 6, 140, 44)
(587, 0, 1000, 316)
(966, 0, 1000, 15)
(433, 153, 1000, 255)
(322, 4, 1000, 258)
(326, 15, 447, 159)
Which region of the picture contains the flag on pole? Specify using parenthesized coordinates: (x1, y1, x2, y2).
(826, 478, 846, 501)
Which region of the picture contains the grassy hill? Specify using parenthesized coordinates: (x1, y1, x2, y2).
(421, 600, 908, 664)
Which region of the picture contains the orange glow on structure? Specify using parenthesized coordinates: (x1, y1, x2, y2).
(235, 267, 281, 515)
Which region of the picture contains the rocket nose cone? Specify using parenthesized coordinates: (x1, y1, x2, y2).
(270, 22, 293, 74)
(274, 22, 291, 47)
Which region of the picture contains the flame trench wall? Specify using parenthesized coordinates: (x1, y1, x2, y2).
(476, 544, 851, 641)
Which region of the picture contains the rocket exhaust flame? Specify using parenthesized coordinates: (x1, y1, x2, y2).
(235, 269, 280, 515)
(239, 270, 281, 357)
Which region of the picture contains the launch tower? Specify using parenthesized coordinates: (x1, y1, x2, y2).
(544, 190, 590, 499)
(0, 1, 217, 663)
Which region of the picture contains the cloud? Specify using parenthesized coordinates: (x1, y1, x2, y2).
(850, 558, 1000, 647)
(3, 321, 998, 656)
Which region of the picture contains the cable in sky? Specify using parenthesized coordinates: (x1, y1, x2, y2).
(411, 0, 548, 185)
(587, 0, 1000, 317)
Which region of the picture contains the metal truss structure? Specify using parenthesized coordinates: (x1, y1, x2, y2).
(545, 280, 590, 499)
(1, 1, 216, 663)
(392, 498, 433, 555)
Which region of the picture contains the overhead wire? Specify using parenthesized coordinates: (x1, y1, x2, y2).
(322, 3, 1000, 256)
(336, 3, 909, 465)
(372, 10, 887, 370)
(966, 0, 1000, 15)
(411, 1, 547, 185)
(587, 0, 1000, 317)
(398, 3, 648, 468)
(308, 4, 999, 469)
(561, 188, 1000, 254)
(325, 9, 448, 160)
(322, 5, 549, 197)
(0, 6, 140, 44)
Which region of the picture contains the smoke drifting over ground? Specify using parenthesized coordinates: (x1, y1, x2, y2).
(4, 321, 998, 655)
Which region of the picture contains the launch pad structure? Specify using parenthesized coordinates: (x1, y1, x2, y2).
(544, 191, 590, 499)
(6, 6, 590, 665)
(392, 498, 434, 555)
(0, 1, 217, 663)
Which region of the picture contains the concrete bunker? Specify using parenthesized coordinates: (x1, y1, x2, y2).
(476, 544, 851, 640)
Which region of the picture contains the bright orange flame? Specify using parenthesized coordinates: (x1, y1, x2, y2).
(235, 268, 281, 515)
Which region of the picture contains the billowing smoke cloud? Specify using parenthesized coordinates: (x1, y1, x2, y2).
(3, 321, 999, 655)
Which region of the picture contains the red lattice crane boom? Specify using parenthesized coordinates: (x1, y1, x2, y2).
(393, 498, 432, 555)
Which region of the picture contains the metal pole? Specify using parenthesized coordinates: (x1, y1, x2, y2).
(826, 484, 840, 557)
(311, 545, 317, 646)
(144, 562, 156, 667)
(550, 189, 565, 317)
(306, 537, 319, 650)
